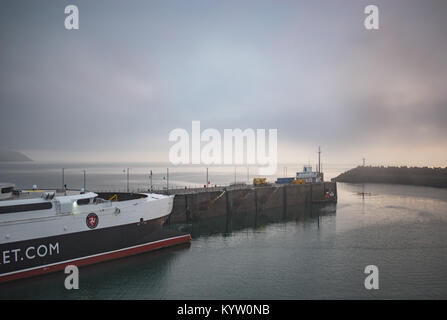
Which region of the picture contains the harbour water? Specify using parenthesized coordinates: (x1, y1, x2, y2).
(1, 163, 447, 299)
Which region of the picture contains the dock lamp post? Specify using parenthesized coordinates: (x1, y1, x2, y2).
(62, 168, 67, 195)
(234, 166, 236, 185)
(123, 168, 130, 192)
(166, 168, 169, 193)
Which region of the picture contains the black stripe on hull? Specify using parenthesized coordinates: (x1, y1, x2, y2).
(0, 216, 182, 277)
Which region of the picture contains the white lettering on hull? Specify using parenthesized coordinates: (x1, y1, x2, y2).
(1, 242, 60, 265)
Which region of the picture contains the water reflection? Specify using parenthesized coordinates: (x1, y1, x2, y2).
(0, 243, 191, 300)
(166, 203, 337, 239)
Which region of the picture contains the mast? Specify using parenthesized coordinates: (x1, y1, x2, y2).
(318, 146, 321, 173)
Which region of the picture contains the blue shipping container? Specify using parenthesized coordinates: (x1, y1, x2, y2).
(276, 177, 295, 184)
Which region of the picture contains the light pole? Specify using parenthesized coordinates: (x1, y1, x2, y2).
(126, 168, 129, 192)
(318, 146, 321, 173)
(234, 166, 236, 185)
(206, 167, 208, 188)
(62, 168, 66, 195)
(149, 170, 153, 191)
(83, 170, 86, 190)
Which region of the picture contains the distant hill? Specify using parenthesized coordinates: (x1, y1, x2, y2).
(0, 150, 33, 162)
(332, 166, 447, 188)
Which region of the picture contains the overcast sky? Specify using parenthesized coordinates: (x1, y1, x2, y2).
(1, 0, 446, 167)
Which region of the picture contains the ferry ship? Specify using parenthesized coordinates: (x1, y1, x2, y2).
(0, 183, 190, 283)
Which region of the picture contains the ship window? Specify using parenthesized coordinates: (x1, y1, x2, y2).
(0, 202, 53, 214)
(1, 187, 13, 194)
(94, 197, 106, 204)
(76, 198, 91, 205)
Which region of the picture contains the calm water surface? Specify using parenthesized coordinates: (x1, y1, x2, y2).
(0, 163, 447, 299)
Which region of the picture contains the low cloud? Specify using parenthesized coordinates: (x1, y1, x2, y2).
(0, 0, 446, 165)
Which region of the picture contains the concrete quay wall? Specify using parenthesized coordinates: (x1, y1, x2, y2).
(166, 182, 337, 223)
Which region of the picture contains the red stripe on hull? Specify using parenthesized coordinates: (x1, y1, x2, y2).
(0, 234, 191, 283)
